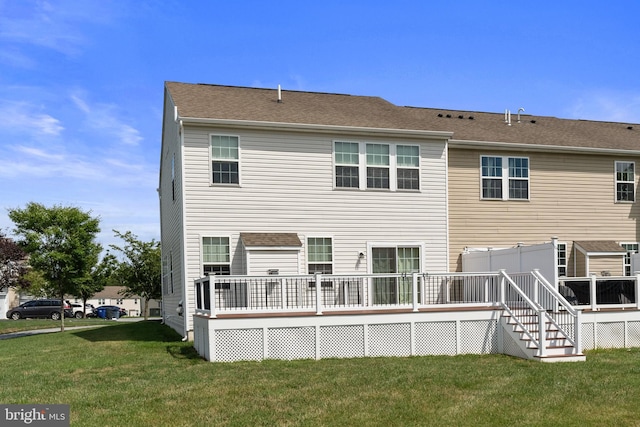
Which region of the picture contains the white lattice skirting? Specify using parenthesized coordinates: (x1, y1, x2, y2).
(193, 310, 501, 362)
(193, 309, 640, 362)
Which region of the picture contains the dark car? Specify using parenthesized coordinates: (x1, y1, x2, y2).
(6, 299, 73, 320)
(93, 305, 127, 319)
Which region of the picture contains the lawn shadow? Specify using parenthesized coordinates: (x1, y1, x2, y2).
(166, 344, 203, 360)
(72, 320, 184, 343)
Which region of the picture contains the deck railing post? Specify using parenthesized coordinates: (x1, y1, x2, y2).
(538, 311, 547, 358)
(210, 276, 217, 318)
(635, 272, 640, 310)
(575, 309, 582, 355)
(412, 272, 419, 312)
(499, 270, 506, 305)
(315, 273, 323, 315)
(590, 274, 598, 311)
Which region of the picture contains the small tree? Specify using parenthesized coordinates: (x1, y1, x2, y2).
(74, 251, 118, 314)
(8, 203, 101, 331)
(110, 230, 161, 320)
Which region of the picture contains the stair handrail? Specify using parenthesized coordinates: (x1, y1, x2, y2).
(531, 269, 582, 354)
(499, 270, 546, 356)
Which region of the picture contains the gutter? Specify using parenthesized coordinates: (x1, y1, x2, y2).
(177, 117, 454, 140)
(449, 139, 640, 156)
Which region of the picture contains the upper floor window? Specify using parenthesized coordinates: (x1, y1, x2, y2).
(202, 237, 230, 276)
(481, 156, 529, 200)
(615, 161, 635, 202)
(307, 237, 333, 274)
(334, 141, 420, 191)
(366, 144, 390, 189)
(211, 135, 239, 185)
(335, 142, 360, 188)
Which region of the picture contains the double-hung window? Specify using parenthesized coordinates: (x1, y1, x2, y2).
(621, 242, 639, 276)
(396, 145, 420, 190)
(481, 156, 529, 200)
(615, 161, 635, 202)
(557, 243, 567, 277)
(307, 237, 333, 274)
(334, 142, 360, 188)
(211, 135, 239, 184)
(334, 141, 420, 191)
(366, 144, 390, 189)
(202, 237, 230, 276)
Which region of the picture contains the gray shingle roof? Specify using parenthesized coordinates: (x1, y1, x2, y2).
(574, 241, 627, 254)
(240, 233, 302, 248)
(165, 81, 640, 152)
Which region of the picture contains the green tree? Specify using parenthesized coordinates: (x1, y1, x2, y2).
(8, 203, 101, 331)
(110, 230, 161, 320)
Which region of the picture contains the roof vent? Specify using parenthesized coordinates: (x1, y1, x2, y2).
(458, 115, 464, 119)
(446, 114, 452, 118)
(628, 126, 633, 130)
(468, 116, 474, 120)
(437, 113, 443, 117)
(530, 120, 536, 124)
(277, 84, 282, 103)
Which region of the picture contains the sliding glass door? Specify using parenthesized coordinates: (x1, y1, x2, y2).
(372, 246, 420, 304)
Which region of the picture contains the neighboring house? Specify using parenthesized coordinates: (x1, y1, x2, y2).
(433, 108, 640, 276)
(74, 286, 161, 317)
(0, 287, 19, 320)
(159, 81, 640, 352)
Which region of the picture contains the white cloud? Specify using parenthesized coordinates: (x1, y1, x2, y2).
(0, 101, 64, 136)
(71, 93, 143, 146)
(566, 90, 640, 123)
(0, 0, 117, 57)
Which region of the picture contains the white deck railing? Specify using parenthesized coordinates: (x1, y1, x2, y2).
(194, 271, 505, 317)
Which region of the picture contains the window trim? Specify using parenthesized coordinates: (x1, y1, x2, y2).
(333, 141, 420, 192)
(615, 161, 635, 203)
(210, 134, 241, 186)
(480, 155, 530, 201)
(306, 236, 334, 274)
(557, 242, 568, 277)
(621, 242, 639, 276)
(201, 236, 232, 276)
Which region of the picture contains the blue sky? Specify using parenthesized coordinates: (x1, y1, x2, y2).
(1, 0, 639, 250)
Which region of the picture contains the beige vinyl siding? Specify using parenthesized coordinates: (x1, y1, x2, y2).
(159, 92, 187, 335)
(586, 256, 625, 276)
(448, 148, 640, 272)
(181, 126, 448, 291)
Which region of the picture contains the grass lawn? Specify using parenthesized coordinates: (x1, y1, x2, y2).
(1, 321, 639, 427)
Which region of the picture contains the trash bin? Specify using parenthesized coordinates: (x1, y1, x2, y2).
(106, 308, 120, 319)
(96, 307, 107, 319)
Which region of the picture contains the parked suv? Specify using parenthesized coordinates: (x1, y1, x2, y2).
(6, 299, 72, 320)
(69, 303, 95, 319)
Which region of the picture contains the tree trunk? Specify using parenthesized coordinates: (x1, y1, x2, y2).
(144, 297, 150, 320)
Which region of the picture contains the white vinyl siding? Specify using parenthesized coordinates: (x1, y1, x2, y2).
(181, 128, 447, 281)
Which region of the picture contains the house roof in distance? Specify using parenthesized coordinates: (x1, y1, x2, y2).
(165, 81, 640, 153)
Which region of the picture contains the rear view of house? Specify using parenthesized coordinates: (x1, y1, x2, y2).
(159, 82, 452, 339)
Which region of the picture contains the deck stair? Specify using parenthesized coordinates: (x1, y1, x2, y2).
(501, 308, 585, 362)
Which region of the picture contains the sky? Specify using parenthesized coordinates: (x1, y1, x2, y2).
(1, 0, 640, 251)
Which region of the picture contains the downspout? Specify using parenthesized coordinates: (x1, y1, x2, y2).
(178, 118, 189, 342)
